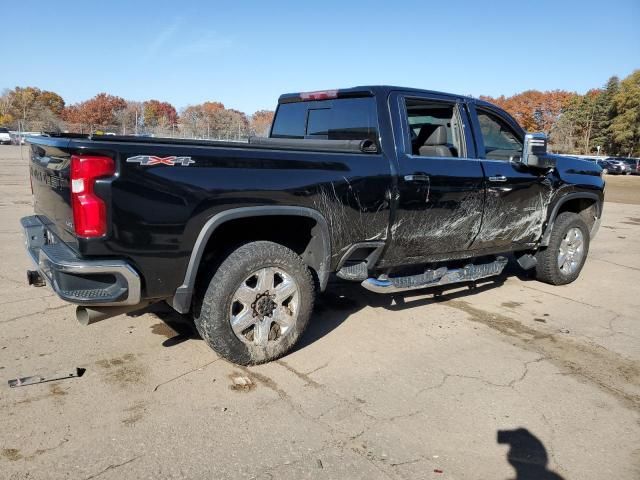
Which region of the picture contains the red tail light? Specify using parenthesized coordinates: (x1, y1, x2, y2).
(70, 155, 115, 237)
(299, 90, 338, 101)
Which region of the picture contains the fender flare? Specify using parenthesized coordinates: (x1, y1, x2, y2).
(171, 206, 331, 314)
(540, 192, 602, 247)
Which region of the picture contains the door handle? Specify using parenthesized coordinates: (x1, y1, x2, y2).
(404, 174, 430, 183)
(488, 175, 508, 183)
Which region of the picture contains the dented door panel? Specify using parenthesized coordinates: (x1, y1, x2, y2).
(472, 161, 554, 249)
(380, 158, 485, 266)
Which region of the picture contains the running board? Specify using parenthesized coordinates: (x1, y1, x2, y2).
(361, 257, 508, 294)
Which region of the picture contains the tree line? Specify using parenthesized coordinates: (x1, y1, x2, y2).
(481, 70, 639, 157)
(0, 88, 274, 139)
(1, 70, 638, 154)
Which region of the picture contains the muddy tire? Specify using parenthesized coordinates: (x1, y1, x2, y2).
(193, 241, 314, 365)
(534, 212, 590, 285)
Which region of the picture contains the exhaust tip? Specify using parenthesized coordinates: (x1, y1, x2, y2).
(76, 302, 151, 326)
(76, 306, 91, 326)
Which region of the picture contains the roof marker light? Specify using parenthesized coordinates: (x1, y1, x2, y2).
(299, 90, 339, 101)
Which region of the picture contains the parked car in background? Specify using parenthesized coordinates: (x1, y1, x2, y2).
(610, 157, 640, 175)
(597, 159, 624, 175)
(0, 127, 11, 145)
(605, 158, 633, 174)
(10, 132, 47, 145)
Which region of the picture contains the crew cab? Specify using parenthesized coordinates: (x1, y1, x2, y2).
(21, 86, 604, 365)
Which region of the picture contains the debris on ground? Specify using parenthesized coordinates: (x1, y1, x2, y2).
(229, 375, 255, 392)
(8, 368, 86, 388)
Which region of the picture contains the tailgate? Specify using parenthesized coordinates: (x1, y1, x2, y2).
(29, 139, 77, 244)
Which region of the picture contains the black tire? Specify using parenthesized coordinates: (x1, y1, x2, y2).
(193, 241, 315, 365)
(534, 212, 590, 285)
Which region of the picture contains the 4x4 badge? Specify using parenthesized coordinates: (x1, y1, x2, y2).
(127, 155, 195, 166)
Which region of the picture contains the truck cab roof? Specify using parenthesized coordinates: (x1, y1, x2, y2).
(278, 85, 484, 105)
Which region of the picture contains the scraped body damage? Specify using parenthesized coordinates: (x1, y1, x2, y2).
(475, 178, 555, 245)
(312, 179, 390, 265)
(387, 192, 484, 263)
(373, 172, 557, 269)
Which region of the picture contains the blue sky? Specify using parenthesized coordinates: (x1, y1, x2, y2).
(2, 0, 638, 114)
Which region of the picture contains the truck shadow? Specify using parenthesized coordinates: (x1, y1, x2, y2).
(296, 254, 541, 351)
(295, 268, 516, 352)
(146, 257, 531, 351)
(135, 303, 201, 347)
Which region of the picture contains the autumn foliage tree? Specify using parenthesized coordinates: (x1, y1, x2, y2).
(250, 110, 275, 137)
(63, 93, 127, 132)
(0, 86, 65, 130)
(179, 101, 249, 139)
(143, 100, 178, 129)
(480, 90, 575, 134)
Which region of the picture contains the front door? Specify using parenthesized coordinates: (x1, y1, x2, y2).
(469, 105, 553, 249)
(378, 93, 485, 267)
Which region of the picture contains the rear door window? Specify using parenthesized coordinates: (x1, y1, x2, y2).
(271, 97, 378, 141)
(404, 99, 464, 157)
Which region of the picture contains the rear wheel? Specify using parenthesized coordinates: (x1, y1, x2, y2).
(193, 241, 315, 365)
(534, 212, 590, 285)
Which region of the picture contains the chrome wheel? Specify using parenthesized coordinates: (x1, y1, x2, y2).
(557, 227, 584, 275)
(229, 267, 299, 347)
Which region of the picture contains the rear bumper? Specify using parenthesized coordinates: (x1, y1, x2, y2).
(21, 215, 141, 306)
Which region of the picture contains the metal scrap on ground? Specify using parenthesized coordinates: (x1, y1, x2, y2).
(8, 368, 85, 388)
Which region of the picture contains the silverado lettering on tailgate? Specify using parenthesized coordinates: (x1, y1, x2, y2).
(30, 168, 69, 190)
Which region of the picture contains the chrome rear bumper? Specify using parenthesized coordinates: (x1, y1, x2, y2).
(21, 215, 141, 306)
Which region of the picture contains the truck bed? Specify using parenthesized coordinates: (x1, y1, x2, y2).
(27, 133, 392, 301)
(44, 132, 376, 154)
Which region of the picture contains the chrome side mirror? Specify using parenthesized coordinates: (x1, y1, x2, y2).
(522, 133, 554, 169)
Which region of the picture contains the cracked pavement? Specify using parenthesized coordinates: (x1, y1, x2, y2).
(0, 145, 639, 479)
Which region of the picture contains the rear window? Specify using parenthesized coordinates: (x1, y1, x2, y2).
(271, 97, 378, 141)
(0, 128, 9, 133)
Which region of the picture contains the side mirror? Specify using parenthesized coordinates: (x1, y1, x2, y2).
(522, 133, 555, 169)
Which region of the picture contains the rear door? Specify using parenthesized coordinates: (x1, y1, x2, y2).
(270, 95, 392, 259)
(468, 103, 552, 249)
(378, 92, 485, 267)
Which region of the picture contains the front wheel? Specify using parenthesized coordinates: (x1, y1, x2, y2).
(534, 212, 590, 285)
(193, 241, 315, 365)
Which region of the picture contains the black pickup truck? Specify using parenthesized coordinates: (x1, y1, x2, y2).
(22, 86, 604, 364)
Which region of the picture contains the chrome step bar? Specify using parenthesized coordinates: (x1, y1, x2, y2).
(361, 257, 508, 294)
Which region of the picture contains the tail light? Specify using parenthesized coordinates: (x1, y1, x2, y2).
(70, 155, 115, 237)
(299, 90, 338, 101)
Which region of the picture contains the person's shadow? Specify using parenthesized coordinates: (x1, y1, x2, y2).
(498, 428, 564, 480)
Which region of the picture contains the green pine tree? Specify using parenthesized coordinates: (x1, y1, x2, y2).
(611, 71, 640, 157)
(590, 76, 620, 155)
